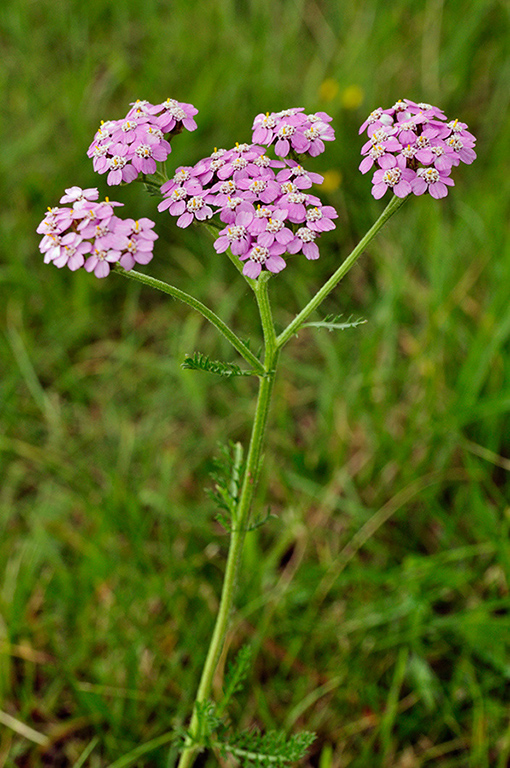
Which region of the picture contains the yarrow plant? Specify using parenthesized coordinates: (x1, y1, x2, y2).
(37, 96, 475, 767)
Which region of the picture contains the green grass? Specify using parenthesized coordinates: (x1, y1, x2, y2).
(1, 0, 510, 765)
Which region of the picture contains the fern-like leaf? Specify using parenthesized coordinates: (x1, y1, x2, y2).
(216, 729, 316, 766)
(302, 314, 366, 332)
(217, 646, 253, 717)
(182, 352, 257, 378)
(206, 441, 244, 528)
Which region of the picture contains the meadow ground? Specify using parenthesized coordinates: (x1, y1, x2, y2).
(1, 1, 510, 766)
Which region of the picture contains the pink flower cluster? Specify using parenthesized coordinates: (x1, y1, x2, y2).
(157, 143, 338, 279)
(359, 99, 476, 199)
(252, 108, 335, 158)
(87, 98, 198, 185)
(37, 187, 157, 278)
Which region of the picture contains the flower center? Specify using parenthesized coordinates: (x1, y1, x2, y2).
(445, 136, 463, 150)
(382, 168, 402, 186)
(187, 196, 205, 212)
(371, 129, 389, 144)
(287, 192, 307, 204)
(281, 181, 297, 194)
(92, 144, 110, 158)
(266, 218, 284, 233)
(225, 196, 243, 210)
(249, 179, 267, 193)
(261, 115, 276, 128)
(367, 108, 383, 123)
(249, 245, 269, 264)
(227, 225, 246, 241)
(110, 156, 127, 170)
(174, 169, 191, 183)
(220, 181, 237, 195)
(418, 168, 440, 183)
(168, 106, 186, 120)
(170, 187, 187, 201)
(211, 158, 226, 171)
(278, 125, 295, 138)
(146, 126, 164, 140)
(135, 144, 153, 158)
(306, 207, 323, 222)
(304, 126, 320, 140)
(369, 144, 386, 159)
(296, 227, 316, 242)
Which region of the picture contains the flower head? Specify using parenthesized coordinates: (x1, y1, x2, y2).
(88, 98, 198, 185)
(251, 109, 335, 158)
(38, 189, 157, 278)
(359, 99, 476, 199)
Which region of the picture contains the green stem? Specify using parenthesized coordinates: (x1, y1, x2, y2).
(177, 279, 278, 768)
(253, 273, 278, 359)
(276, 194, 406, 349)
(114, 266, 264, 375)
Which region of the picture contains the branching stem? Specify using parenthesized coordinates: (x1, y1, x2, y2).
(114, 265, 264, 375)
(276, 195, 406, 349)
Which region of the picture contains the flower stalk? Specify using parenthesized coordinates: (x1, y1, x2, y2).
(113, 265, 265, 375)
(276, 194, 407, 349)
(177, 278, 279, 768)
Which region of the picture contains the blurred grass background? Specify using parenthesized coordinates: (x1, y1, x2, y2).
(1, 0, 510, 765)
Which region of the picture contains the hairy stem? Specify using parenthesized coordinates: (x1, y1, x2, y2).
(177, 279, 278, 768)
(114, 265, 264, 374)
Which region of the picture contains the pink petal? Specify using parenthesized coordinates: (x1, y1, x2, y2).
(411, 178, 427, 195)
(177, 212, 193, 228)
(94, 261, 110, 278)
(265, 255, 286, 273)
(243, 261, 262, 279)
(359, 156, 374, 174)
(372, 183, 388, 199)
(429, 181, 448, 199)
(393, 180, 412, 197)
(303, 242, 320, 260)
